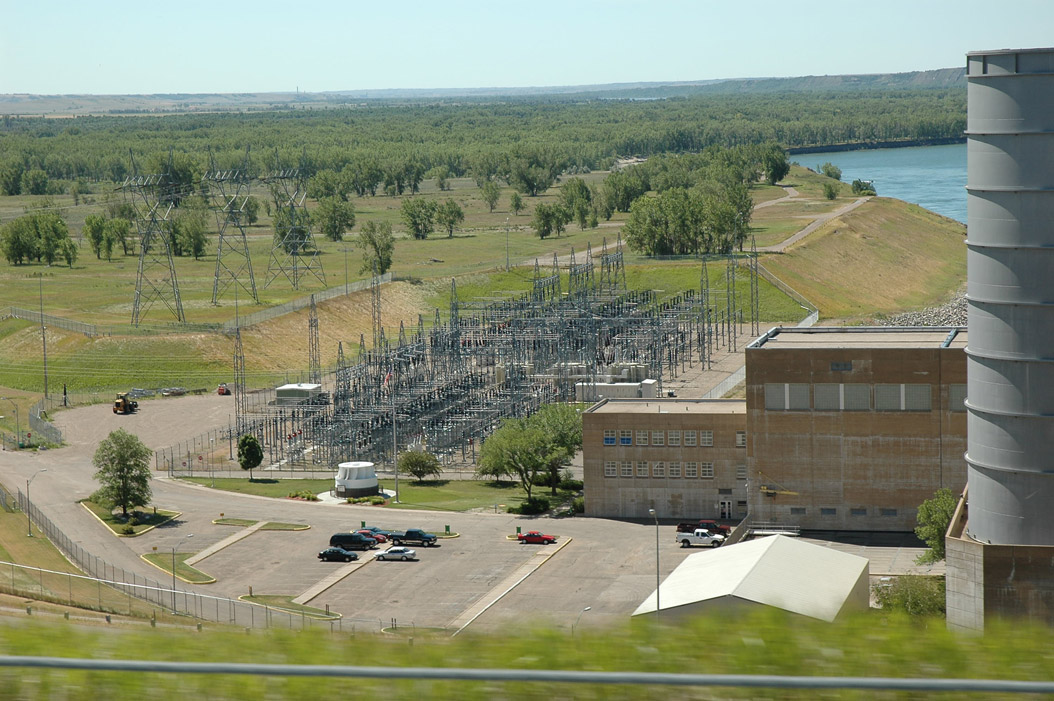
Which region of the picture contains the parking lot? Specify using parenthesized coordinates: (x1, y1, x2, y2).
(0, 394, 938, 634)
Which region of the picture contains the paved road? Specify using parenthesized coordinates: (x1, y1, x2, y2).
(759, 196, 871, 253)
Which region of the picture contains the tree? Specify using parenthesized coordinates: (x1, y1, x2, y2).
(915, 488, 957, 564)
(509, 191, 524, 216)
(170, 202, 209, 259)
(398, 451, 442, 481)
(823, 182, 838, 200)
(531, 203, 571, 239)
(243, 196, 260, 225)
(480, 180, 501, 213)
(819, 162, 842, 181)
(560, 177, 593, 230)
(83, 214, 106, 259)
(92, 428, 152, 517)
(238, 433, 264, 481)
(872, 575, 945, 617)
(435, 198, 464, 237)
(58, 237, 78, 268)
(358, 220, 394, 275)
(0, 217, 38, 264)
(430, 165, 451, 191)
(760, 143, 790, 185)
(401, 198, 437, 239)
(529, 404, 583, 495)
(315, 197, 356, 242)
(477, 417, 548, 500)
(21, 168, 49, 196)
(852, 179, 877, 195)
(105, 218, 132, 257)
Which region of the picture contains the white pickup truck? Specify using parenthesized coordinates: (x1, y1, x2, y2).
(676, 529, 725, 548)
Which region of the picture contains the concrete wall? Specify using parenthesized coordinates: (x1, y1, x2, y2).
(583, 400, 747, 520)
(746, 345, 967, 531)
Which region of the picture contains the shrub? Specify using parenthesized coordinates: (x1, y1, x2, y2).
(559, 478, 584, 492)
(89, 489, 114, 511)
(823, 182, 838, 200)
(819, 162, 842, 181)
(571, 497, 585, 514)
(515, 495, 551, 515)
(288, 490, 319, 501)
(873, 575, 945, 617)
(121, 525, 135, 535)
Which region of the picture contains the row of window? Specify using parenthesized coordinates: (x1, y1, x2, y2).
(604, 461, 748, 480)
(603, 429, 746, 447)
(787, 507, 899, 517)
(764, 383, 967, 412)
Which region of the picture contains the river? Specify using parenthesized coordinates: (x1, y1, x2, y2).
(791, 143, 966, 223)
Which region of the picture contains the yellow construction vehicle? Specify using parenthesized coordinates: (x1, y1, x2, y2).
(113, 392, 138, 414)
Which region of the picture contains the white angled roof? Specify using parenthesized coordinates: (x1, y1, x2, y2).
(633, 535, 869, 622)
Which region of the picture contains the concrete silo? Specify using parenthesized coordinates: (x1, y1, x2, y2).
(946, 47, 1054, 631)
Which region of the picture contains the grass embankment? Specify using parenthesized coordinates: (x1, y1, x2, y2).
(0, 502, 189, 623)
(0, 609, 1049, 698)
(239, 595, 338, 620)
(761, 198, 966, 321)
(141, 553, 214, 584)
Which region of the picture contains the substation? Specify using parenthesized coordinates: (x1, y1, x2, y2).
(162, 242, 762, 473)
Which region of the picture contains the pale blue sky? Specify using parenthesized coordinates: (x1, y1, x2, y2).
(2, 0, 1052, 94)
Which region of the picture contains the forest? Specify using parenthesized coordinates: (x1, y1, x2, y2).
(0, 88, 965, 194)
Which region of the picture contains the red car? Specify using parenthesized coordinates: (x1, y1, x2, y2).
(517, 530, 557, 545)
(358, 529, 387, 543)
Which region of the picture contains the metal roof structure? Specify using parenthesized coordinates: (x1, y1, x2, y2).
(633, 535, 869, 622)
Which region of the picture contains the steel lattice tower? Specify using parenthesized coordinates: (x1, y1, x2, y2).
(205, 147, 259, 305)
(233, 327, 247, 434)
(308, 294, 321, 385)
(371, 263, 382, 351)
(262, 152, 325, 290)
(749, 236, 760, 336)
(124, 152, 186, 326)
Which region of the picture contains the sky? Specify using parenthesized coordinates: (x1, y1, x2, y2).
(2, 0, 1053, 95)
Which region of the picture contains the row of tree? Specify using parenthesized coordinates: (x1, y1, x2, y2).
(0, 89, 965, 195)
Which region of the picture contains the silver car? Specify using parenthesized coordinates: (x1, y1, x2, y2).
(376, 546, 417, 561)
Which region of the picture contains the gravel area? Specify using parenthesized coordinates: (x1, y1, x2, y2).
(878, 293, 967, 327)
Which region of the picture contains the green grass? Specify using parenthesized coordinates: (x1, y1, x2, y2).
(141, 552, 215, 584)
(379, 478, 528, 513)
(79, 501, 180, 536)
(0, 608, 1051, 698)
(182, 477, 331, 499)
(213, 518, 309, 531)
(241, 595, 339, 620)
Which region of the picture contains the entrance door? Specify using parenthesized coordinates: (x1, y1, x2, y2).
(719, 500, 732, 519)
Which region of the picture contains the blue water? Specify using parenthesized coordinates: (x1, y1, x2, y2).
(792, 143, 966, 223)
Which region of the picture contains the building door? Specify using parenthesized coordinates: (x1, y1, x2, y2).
(719, 500, 732, 519)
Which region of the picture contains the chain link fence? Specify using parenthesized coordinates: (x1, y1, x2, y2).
(15, 489, 386, 632)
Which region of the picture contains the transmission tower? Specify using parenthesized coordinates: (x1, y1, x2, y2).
(233, 327, 247, 434)
(750, 236, 760, 336)
(262, 152, 325, 290)
(124, 152, 186, 325)
(371, 263, 382, 351)
(205, 147, 259, 305)
(308, 294, 321, 385)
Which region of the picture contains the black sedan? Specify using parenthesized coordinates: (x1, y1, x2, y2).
(318, 547, 359, 563)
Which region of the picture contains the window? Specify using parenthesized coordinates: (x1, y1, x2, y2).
(636, 430, 649, 446)
(684, 430, 697, 447)
(685, 462, 698, 478)
(604, 461, 617, 477)
(619, 430, 633, 445)
(790, 507, 807, 515)
(851, 508, 867, 517)
(815, 383, 871, 411)
(821, 508, 837, 516)
(875, 384, 902, 411)
(667, 430, 681, 447)
(668, 462, 682, 478)
(788, 384, 810, 409)
(636, 461, 649, 477)
(737, 500, 748, 514)
(950, 384, 967, 412)
(603, 430, 616, 446)
(831, 361, 853, 372)
(905, 384, 932, 411)
(700, 462, 714, 479)
(765, 383, 810, 410)
(764, 383, 785, 410)
(620, 462, 633, 478)
(718, 488, 732, 495)
(736, 464, 747, 480)
(651, 431, 665, 446)
(880, 508, 898, 517)
(735, 431, 747, 448)
(652, 462, 665, 478)
(700, 430, 714, 447)
(876, 384, 932, 411)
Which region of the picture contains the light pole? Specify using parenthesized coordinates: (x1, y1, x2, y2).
(505, 217, 510, 272)
(26, 468, 47, 537)
(649, 508, 660, 619)
(572, 605, 591, 636)
(0, 397, 19, 450)
(172, 533, 194, 610)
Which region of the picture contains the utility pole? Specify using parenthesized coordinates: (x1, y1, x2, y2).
(39, 276, 48, 398)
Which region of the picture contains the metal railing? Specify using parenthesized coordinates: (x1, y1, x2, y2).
(222, 274, 391, 331)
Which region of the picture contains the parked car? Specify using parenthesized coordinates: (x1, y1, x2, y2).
(329, 532, 378, 551)
(217, 383, 231, 396)
(390, 528, 439, 547)
(360, 526, 396, 538)
(676, 520, 731, 535)
(376, 546, 417, 561)
(518, 530, 557, 545)
(318, 547, 359, 562)
(677, 529, 725, 548)
(358, 529, 388, 543)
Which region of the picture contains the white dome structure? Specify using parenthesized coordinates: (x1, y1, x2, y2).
(335, 461, 379, 498)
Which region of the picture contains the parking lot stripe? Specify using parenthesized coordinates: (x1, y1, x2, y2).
(185, 521, 267, 566)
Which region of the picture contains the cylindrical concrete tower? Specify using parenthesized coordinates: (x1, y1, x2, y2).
(965, 48, 1054, 545)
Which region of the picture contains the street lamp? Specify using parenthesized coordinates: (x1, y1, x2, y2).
(649, 508, 660, 619)
(172, 533, 194, 610)
(1, 397, 19, 449)
(26, 468, 47, 537)
(505, 217, 510, 272)
(572, 605, 592, 636)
